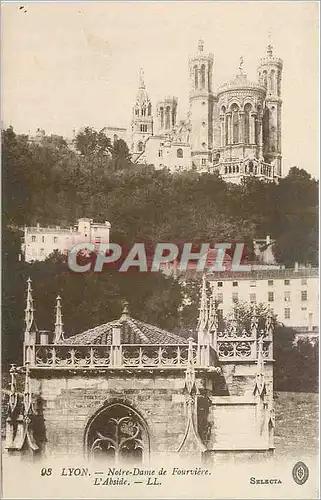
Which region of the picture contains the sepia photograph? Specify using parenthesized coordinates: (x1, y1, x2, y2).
(1, 1, 319, 498)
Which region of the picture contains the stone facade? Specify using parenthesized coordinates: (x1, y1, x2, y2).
(22, 218, 111, 263)
(128, 41, 283, 182)
(207, 267, 319, 331)
(5, 277, 275, 464)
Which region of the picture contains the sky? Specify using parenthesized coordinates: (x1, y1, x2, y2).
(1, 1, 319, 177)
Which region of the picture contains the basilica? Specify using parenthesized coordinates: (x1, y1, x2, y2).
(130, 40, 283, 183)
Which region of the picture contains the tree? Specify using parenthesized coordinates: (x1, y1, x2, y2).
(74, 127, 113, 158)
(110, 138, 132, 171)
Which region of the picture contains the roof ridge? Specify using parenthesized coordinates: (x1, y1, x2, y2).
(134, 318, 189, 343)
(127, 318, 150, 343)
(60, 320, 118, 344)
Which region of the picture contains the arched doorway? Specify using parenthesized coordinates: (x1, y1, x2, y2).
(85, 403, 150, 463)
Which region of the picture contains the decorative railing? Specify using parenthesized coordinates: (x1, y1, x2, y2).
(214, 329, 273, 360)
(24, 335, 272, 369)
(25, 343, 214, 369)
(211, 161, 274, 179)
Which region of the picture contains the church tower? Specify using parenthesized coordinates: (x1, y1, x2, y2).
(156, 96, 178, 135)
(131, 69, 153, 155)
(189, 39, 214, 170)
(258, 43, 283, 177)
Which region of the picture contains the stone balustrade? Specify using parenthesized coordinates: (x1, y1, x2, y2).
(24, 335, 272, 370)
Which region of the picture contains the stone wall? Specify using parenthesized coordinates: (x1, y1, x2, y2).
(31, 370, 191, 458)
(19, 356, 274, 461)
(221, 361, 273, 397)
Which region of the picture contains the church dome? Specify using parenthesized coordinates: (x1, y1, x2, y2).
(58, 303, 188, 346)
(217, 72, 266, 97)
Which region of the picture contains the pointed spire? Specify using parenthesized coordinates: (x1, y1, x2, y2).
(197, 274, 208, 334)
(139, 68, 145, 89)
(53, 295, 64, 343)
(207, 294, 218, 333)
(250, 303, 258, 336)
(24, 278, 37, 334)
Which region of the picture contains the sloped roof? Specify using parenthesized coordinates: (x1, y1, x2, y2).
(59, 305, 188, 346)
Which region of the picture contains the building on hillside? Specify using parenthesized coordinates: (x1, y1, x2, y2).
(207, 266, 319, 334)
(22, 218, 111, 263)
(125, 40, 282, 183)
(4, 278, 275, 463)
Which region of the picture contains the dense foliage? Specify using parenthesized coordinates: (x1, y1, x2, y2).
(2, 127, 318, 264)
(1, 126, 319, 391)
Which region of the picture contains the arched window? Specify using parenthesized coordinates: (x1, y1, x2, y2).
(135, 108, 139, 116)
(194, 65, 198, 89)
(270, 70, 275, 93)
(165, 106, 171, 129)
(225, 166, 228, 174)
(229, 166, 232, 173)
(141, 106, 146, 117)
(138, 141, 144, 152)
(160, 107, 164, 128)
(232, 165, 235, 173)
(200, 64, 206, 89)
(231, 104, 239, 144)
(177, 148, 183, 158)
(249, 161, 253, 173)
(263, 70, 268, 88)
(236, 165, 239, 173)
(244, 103, 252, 144)
(148, 103, 152, 116)
(85, 403, 150, 462)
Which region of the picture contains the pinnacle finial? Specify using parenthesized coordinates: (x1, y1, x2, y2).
(54, 295, 64, 343)
(25, 277, 37, 334)
(139, 68, 145, 89)
(250, 303, 258, 336)
(121, 300, 130, 320)
(198, 39, 204, 52)
(267, 32, 273, 57)
(239, 56, 244, 75)
(208, 293, 218, 334)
